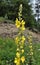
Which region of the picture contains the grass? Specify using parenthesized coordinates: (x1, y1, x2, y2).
(0, 17, 5, 22)
(33, 43, 40, 65)
(0, 37, 17, 65)
(0, 37, 40, 65)
(0, 17, 14, 24)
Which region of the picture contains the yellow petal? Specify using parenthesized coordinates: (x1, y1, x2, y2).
(29, 46, 32, 48)
(21, 26, 25, 31)
(16, 52, 20, 58)
(21, 36, 25, 41)
(17, 48, 20, 51)
(15, 18, 21, 28)
(21, 56, 25, 63)
(20, 46, 23, 48)
(14, 58, 17, 63)
(22, 49, 24, 53)
(15, 37, 19, 44)
(21, 20, 25, 25)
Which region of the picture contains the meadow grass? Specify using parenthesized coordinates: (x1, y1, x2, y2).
(0, 37, 40, 65)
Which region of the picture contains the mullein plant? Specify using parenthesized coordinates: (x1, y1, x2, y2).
(14, 4, 34, 65)
(27, 33, 34, 65)
(14, 4, 26, 65)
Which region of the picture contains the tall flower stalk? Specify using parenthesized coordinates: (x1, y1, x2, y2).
(27, 33, 34, 65)
(14, 3, 34, 65)
(14, 4, 26, 65)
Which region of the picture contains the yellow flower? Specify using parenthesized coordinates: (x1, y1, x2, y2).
(16, 62, 20, 65)
(21, 56, 25, 63)
(29, 46, 32, 48)
(17, 48, 20, 51)
(21, 49, 24, 53)
(15, 37, 19, 44)
(20, 46, 23, 48)
(21, 36, 25, 43)
(15, 18, 21, 28)
(14, 58, 17, 63)
(14, 57, 20, 65)
(28, 37, 32, 42)
(22, 36, 25, 41)
(29, 39, 32, 42)
(20, 25, 25, 31)
(16, 52, 20, 58)
(21, 20, 25, 25)
(28, 38, 32, 42)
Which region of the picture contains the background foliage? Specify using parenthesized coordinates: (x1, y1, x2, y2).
(0, 0, 40, 31)
(0, 0, 35, 28)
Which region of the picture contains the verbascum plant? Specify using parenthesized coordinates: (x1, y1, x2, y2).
(27, 33, 34, 65)
(28, 35, 33, 56)
(14, 4, 34, 65)
(14, 4, 26, 65)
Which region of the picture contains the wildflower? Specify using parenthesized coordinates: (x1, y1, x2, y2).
(21, 20, 25, 25)
(21, 49, 24, 53)
(20, 25, 25, 31)
(14, 4, 26, 65)
(21, 56, 25, 63)
(16, 62, 20, 65)
(20, 46, 23, 49)
(28, 37, 32, 42)
(28, 38, 32, 42)
(16, 52, 20, 58)
(14, 57, 20, 65)
(21, 36, 25, 43)
(17, 48, 20, 51)
(29, 46, 32, 48)
(14, 58, 17, 63)
(15, 18, 21, 28)
(15, 37, 19, 44)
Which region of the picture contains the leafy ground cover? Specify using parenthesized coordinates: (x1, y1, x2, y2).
(0, 37, 40, 65)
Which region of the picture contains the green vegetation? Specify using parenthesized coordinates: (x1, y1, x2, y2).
(0, 37, 17, 65)
(0, 17, 5, 23)
(33, 43, 40, 65)
(0, 17, 14, 23)
(0, 0, 35, 28)
(0, 0, 40, 65)
(0, 37, 40, 65)
(34, 22, 40, 32)
(0, 0, 40, 31)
